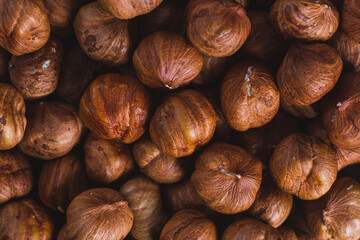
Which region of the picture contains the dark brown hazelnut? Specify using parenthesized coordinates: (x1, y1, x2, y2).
(342, 0, 360, 43)
(98, 0, 163, 19)
(0, 199, 55, 240)
(322, 72, 360, 149)
(19, 101, 83, 160)
(305, 118, 331, 144)
(74, 2, 135, 66)
(185, 0, 251, 57)
(80, 73, 152, 144)
(9, 36, 63, 100)
(133, 31, 203, 90)
(0, 0, 50, 55)
(221, 218, 283, 240)
(303, 177, 360, 240)
(119, 177, 167, 240)
(277, 43, 343, 105)
(269, 0, 339, 42)
(0, 47, 9, 81)
(281, 96, 319, 119)
(191, 142, 262, 214)
(0, 150, 32, 204)
(328, 29, 360, 72)
(160, 209, 217, 240)
(133, 136, 187, 184)
(0, 83, 26, 150)
(234, 0, 250, 8)
(163, 178, 205, 213)
(270, 133, 338, 200)
(150, 89, 215, 158)
(248, 172, 293, 228)
(238, 11, 288, 69)
(233, 111, 300, 166)
(65, 188, 133, 240)
(84, 131, 133, 184)
(38, 152, 88, 213)
(277, 225, 297, 240)
(220, 61, 280, 131)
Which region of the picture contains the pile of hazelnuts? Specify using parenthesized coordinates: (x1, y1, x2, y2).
(1, 0, 360, 239)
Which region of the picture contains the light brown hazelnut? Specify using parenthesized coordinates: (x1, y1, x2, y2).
(270, 133, 338, 200)
(0, 150, 32, 204)
(0, 83, 26, 150)
(119, 177, 167, 240)
(342, 0, 360, 43)
(160, 209, 217, 240)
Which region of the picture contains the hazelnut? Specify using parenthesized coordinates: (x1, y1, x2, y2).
(79, 73, 152, 144)
(0, 199, 55, 240)
(281, 96, 319, 119)
(149, 89, 215, 158)
(98, 0, 163, 19)
(191, 142, 262, 214)
(74, 2, 135, 66)
(0, 150, 32, 204)
(159, 209, 217, 240)
(0, 83, 26, 150)
(270, 133, 338, 200)
(0, 0, 50, 55)
(9, 36, 63, 100)
(303, 177, 360, 240)
(163, 178, 205, 213)
(133, 31, 203, 90)
(238, 11, 288, 69)
(277, 225, 297, 240)
(233, 111, 300, 166)
(277, 43, 343, 105)
(19, 101, 83, 160)
(38, 152, 88, 213)
(65, 188, 133, 240)
(119, 177, 167, 240)
(0, 47, 9, 81)
(342, 0, 360, 43)
(248, 171, 293, 228)
(269, 0, 339, 42)
(235, 0, 250, 8)
(220, 61, 280, 131)
(185, 0, 251, 57)
(221, 218, 283, 240)
(84, 131, 133, 184)
(56, 46, 102, 104)
(133, 136, 187, 184)
(328, 29, 360, 72)
(322, 72, 360, 149)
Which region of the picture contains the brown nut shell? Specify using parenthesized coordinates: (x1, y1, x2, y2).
(336, 147, 360, 170)
(66, 188, 133, 240)
(270, 133, 338, 200)
(9, 36, 63, 100)
(269, 0, 339, 42)
(98, 0, 163, 19)
(185, 0, 251, 57)
(0, 0, 50, 56)
(278, 225, 298, 240)
(221, 218, 283, 240)
(149, 89, 216, 158)
(133, 136, 186, 184)
(38, 152, 88, 213)
(19, 101, 83, 160)
(159, 209, 217, 240)
(277, 43, 343, 105)
(322, 72, 360, 149)
(303, 177, 360, 240)
(0, 150, 32, 204)
(133, 31, 203, 90)
(0, 83, 26, 150)
(248, 172, 293, 228)
(220, 61, 280, 131)
(191, 142, 262, 214)
(74, 2, 134, 66)
(342, 0, 360, 43)
(84, 131, 133, 184)
(0, 199, 55, 240)
(119, 177, 167, 240)
(80, 73, 152, 144)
